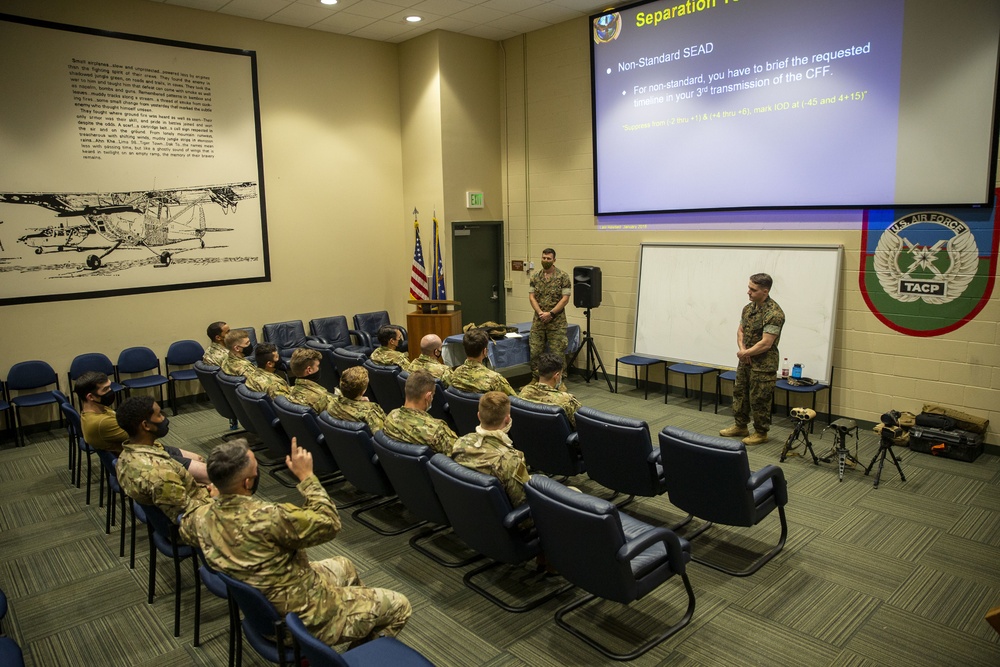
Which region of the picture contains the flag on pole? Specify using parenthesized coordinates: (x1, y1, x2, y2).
(410, 215, 429, 300)
(432, 215, 446, 299)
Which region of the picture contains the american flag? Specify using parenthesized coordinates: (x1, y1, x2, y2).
(410, 220, 429, 300)
(432, 215, 446, 299)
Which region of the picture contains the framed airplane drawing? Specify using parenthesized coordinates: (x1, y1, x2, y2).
(0, 13, 269, 306)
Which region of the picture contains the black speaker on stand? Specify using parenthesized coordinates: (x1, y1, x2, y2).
(569, 267, 612, 391)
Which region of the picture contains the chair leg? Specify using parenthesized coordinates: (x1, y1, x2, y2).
(99, 471, 105, 508)
(689, 506, 787, 577)
(147, 526, 157, 604)
(119, 492, 127, 557)
(105, 491, 113, 535)
(194, 558, 202, 647)
(130, 508, 137, 570)
(409, 525, 481, 568)
(85, 453, 92, 505)
(464, 560, 574, 613)
(172, 544, 182, 637)
(351, 497, 425, 536)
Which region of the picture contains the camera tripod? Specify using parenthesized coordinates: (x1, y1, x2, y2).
(864, 431, 907, 489)
(821, 418, 861, 482)
(569, 308, 613, 392)
(780, 409, 820, 464)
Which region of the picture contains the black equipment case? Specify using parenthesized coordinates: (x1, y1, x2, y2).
(909, 427, 984, 463)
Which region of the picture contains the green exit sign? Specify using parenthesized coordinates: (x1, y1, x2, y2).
(466, 191, 484, 208)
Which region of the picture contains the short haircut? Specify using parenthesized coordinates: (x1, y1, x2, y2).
(116, 396, 156, 438)
(207, 321, 227, 341)
(377, 325, 399, 347)
(207, 439, 252, 490)
(290, 347, 321, 377)
(749, 273, 773, 290)
(420, 334, 442, 355)
(255, 342, 278, 368)
(463, 329, 489, 357)
(224, 329, 250, 351)
(339, 366, 369, 400)
(404, 370, 436, 401)
(542, 248, 556, 258)
(478, 391, 510, 429)
(536, 352, 563, 379)
(74, 371, 108, 402)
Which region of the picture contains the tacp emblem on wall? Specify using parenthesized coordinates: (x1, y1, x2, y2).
(860, 193, 999, 336)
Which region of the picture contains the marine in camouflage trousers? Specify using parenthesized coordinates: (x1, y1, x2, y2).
(732, 364, 775, 432)
(310, 556, 411, 646)
(528, 323, 567, 380)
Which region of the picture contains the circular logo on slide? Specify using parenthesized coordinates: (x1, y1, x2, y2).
(873, 211, 978, 305)
(593, 13, 622, 44)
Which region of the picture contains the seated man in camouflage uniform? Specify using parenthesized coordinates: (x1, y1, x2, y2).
(76, 372, 208, 481)
(407, 334, 451, 387)
(221, 329, 255, 377)
(287, 348, 339, 415)
(116, 396, 211, 521)
(383, 370, 457, 455)
(368, 325, 410, 368)
(202, 321, 230, 367)
(180, 438, 411, 649)
(517, 352, 582, 428)
(244, 343, 291, 399)
(448, 329, 516, 396)
(326, 366, 386, 433)
(451, 392, 529, 509)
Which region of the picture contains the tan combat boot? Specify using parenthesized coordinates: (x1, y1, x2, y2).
(742, 431, 769, 446)
(719, 424, 749, 437)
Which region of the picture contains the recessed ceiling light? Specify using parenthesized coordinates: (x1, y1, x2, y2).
(405, 16, 422, 23)
(320, 0, 337, 6)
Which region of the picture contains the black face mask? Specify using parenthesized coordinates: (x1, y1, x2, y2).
(241, 343, 254, 357)
(275, 359, 289, 372)
(153, 417, 170, 438)
(97, 391, 116, 407)
(248, 474, 260, 495)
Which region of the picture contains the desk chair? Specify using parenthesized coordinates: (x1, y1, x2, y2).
(666, 363, 716, 410)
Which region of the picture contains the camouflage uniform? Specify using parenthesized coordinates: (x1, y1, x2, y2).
(733, 297, 785, 433)
(203, 341, 228, 367)
(383, 406, 457, 455)
(407, 354, 451, 387)
(81, 406, 128, 454)
(244, 368, 292, 400)
(289, 378, 337, 415)
(448, 359, 516, 396)
(117, 440, 210, 522)
(222, 353, 254, 377)
(326, 395, 386, 434)
(179, 475, 411, 647)
(451, 427, 529, 508)
(528, 267, 572, 378)
(369, 347, 411, 369)
(518, 382, 582, 428)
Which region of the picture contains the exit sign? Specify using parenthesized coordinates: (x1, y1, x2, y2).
(466, 191, 484, 208)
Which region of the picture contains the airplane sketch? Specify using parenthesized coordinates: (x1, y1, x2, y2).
(0, 181, 257, 270)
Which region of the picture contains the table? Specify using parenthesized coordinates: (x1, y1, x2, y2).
(443, 322, 581, 370)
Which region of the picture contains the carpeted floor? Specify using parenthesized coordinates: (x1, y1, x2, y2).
(1, 375, 999, 666)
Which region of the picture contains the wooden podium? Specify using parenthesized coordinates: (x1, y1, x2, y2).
(406, 300, 462, 360)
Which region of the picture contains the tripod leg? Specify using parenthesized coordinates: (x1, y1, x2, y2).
(864, 445, 882, 475)
(872, 449, 887, 489)
(887, 446, 906, 482)
(803, 434, 819, 465)
(588, 337, 613, 392)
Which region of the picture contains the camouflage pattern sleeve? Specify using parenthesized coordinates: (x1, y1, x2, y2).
(272, 474, 342, 549)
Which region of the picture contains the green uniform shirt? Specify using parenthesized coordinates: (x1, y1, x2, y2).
(117, 440, 210, 522)
(203, 342, 229, 367)
(448, 359, 516, 396)
(326, 394, 387, 433)
(289, 378, 337, 414)
(740, 297, 785, 374)
(81, 405, 128, 454)
(518, 382, 582, 428)
(529, 267, 572, 328)
(451, 428, 529, 508)
(244, 367, 292, 399)
(369, 347, 411, 368)
(407, 354, 451, 387)
(221, 353, 254, 377)
(383, 406, 457, 455)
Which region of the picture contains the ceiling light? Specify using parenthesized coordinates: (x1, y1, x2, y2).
(320, 0, 337, 6)
(405, 16, 422, 22)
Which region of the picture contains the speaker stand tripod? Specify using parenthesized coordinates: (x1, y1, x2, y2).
(569, 308, 612, 392)
(864, 433, 906, 489)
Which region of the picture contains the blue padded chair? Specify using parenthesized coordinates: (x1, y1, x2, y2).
(308, 316, 369, 356)
(286, 612, 434, 667)
(198, 560, 241, 667)
(776, 365, 835, 426)
(194, 361, 240, 431)
(166, 340, 205, 415)
(216, 371, 254, 435)
(575, 406, 671, 510)
(508, 397, 584, 478)
(331, 347, 367, 382)
(215, 571, 296, 667)
(659, 426, 788, 577)
(372, 431, 478, 568)
(353, 311, 407, 353)
(134, 501, 199, 638)
(60, 401, 101, 506)
(316, 414, 420, 536)
(714, 369, 738, 414)
(271, 396, 342, 486)
(95, 449, 133, 563)
(396, 372, 454, 430)
(304, 340, 346, 394)
(443, 387, 481, 436)
(0, 381, 10, 440)
(67, 352, 124, 409)
(362, 360, 405, 413)
(235, 385, 296, 476)
(0, 637, 24, 667)
(262, 320, 316, 365)
(116, 347, 168, 407)
(524, 476, 696, 660)
(7, 360, 62, 447)
(233, 326, 259, 348)
(427, 454, 573, 612)
(666, 363, 717, 411)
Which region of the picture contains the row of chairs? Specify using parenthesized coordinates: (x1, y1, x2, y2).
(238, 312, 407, 366)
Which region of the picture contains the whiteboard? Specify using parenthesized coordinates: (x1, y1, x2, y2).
(634, 244, 842, 384)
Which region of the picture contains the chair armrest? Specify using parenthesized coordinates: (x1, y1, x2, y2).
(349, 329, 370, 347)
(305, 335, 323, 345)
(616, 526, 686, 573)
(747, 464, 788, 505)
(501, 503, 533, 529)
(566, 432, 579, 449)
(646, 449, 662, 465)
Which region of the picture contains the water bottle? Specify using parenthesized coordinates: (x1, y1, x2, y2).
(791, 363, 803, 379)
(781, 358, 790, 379)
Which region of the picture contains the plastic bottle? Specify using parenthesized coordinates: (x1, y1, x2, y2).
(791, 363, 803, 379)
(781, 358, 790, 379)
